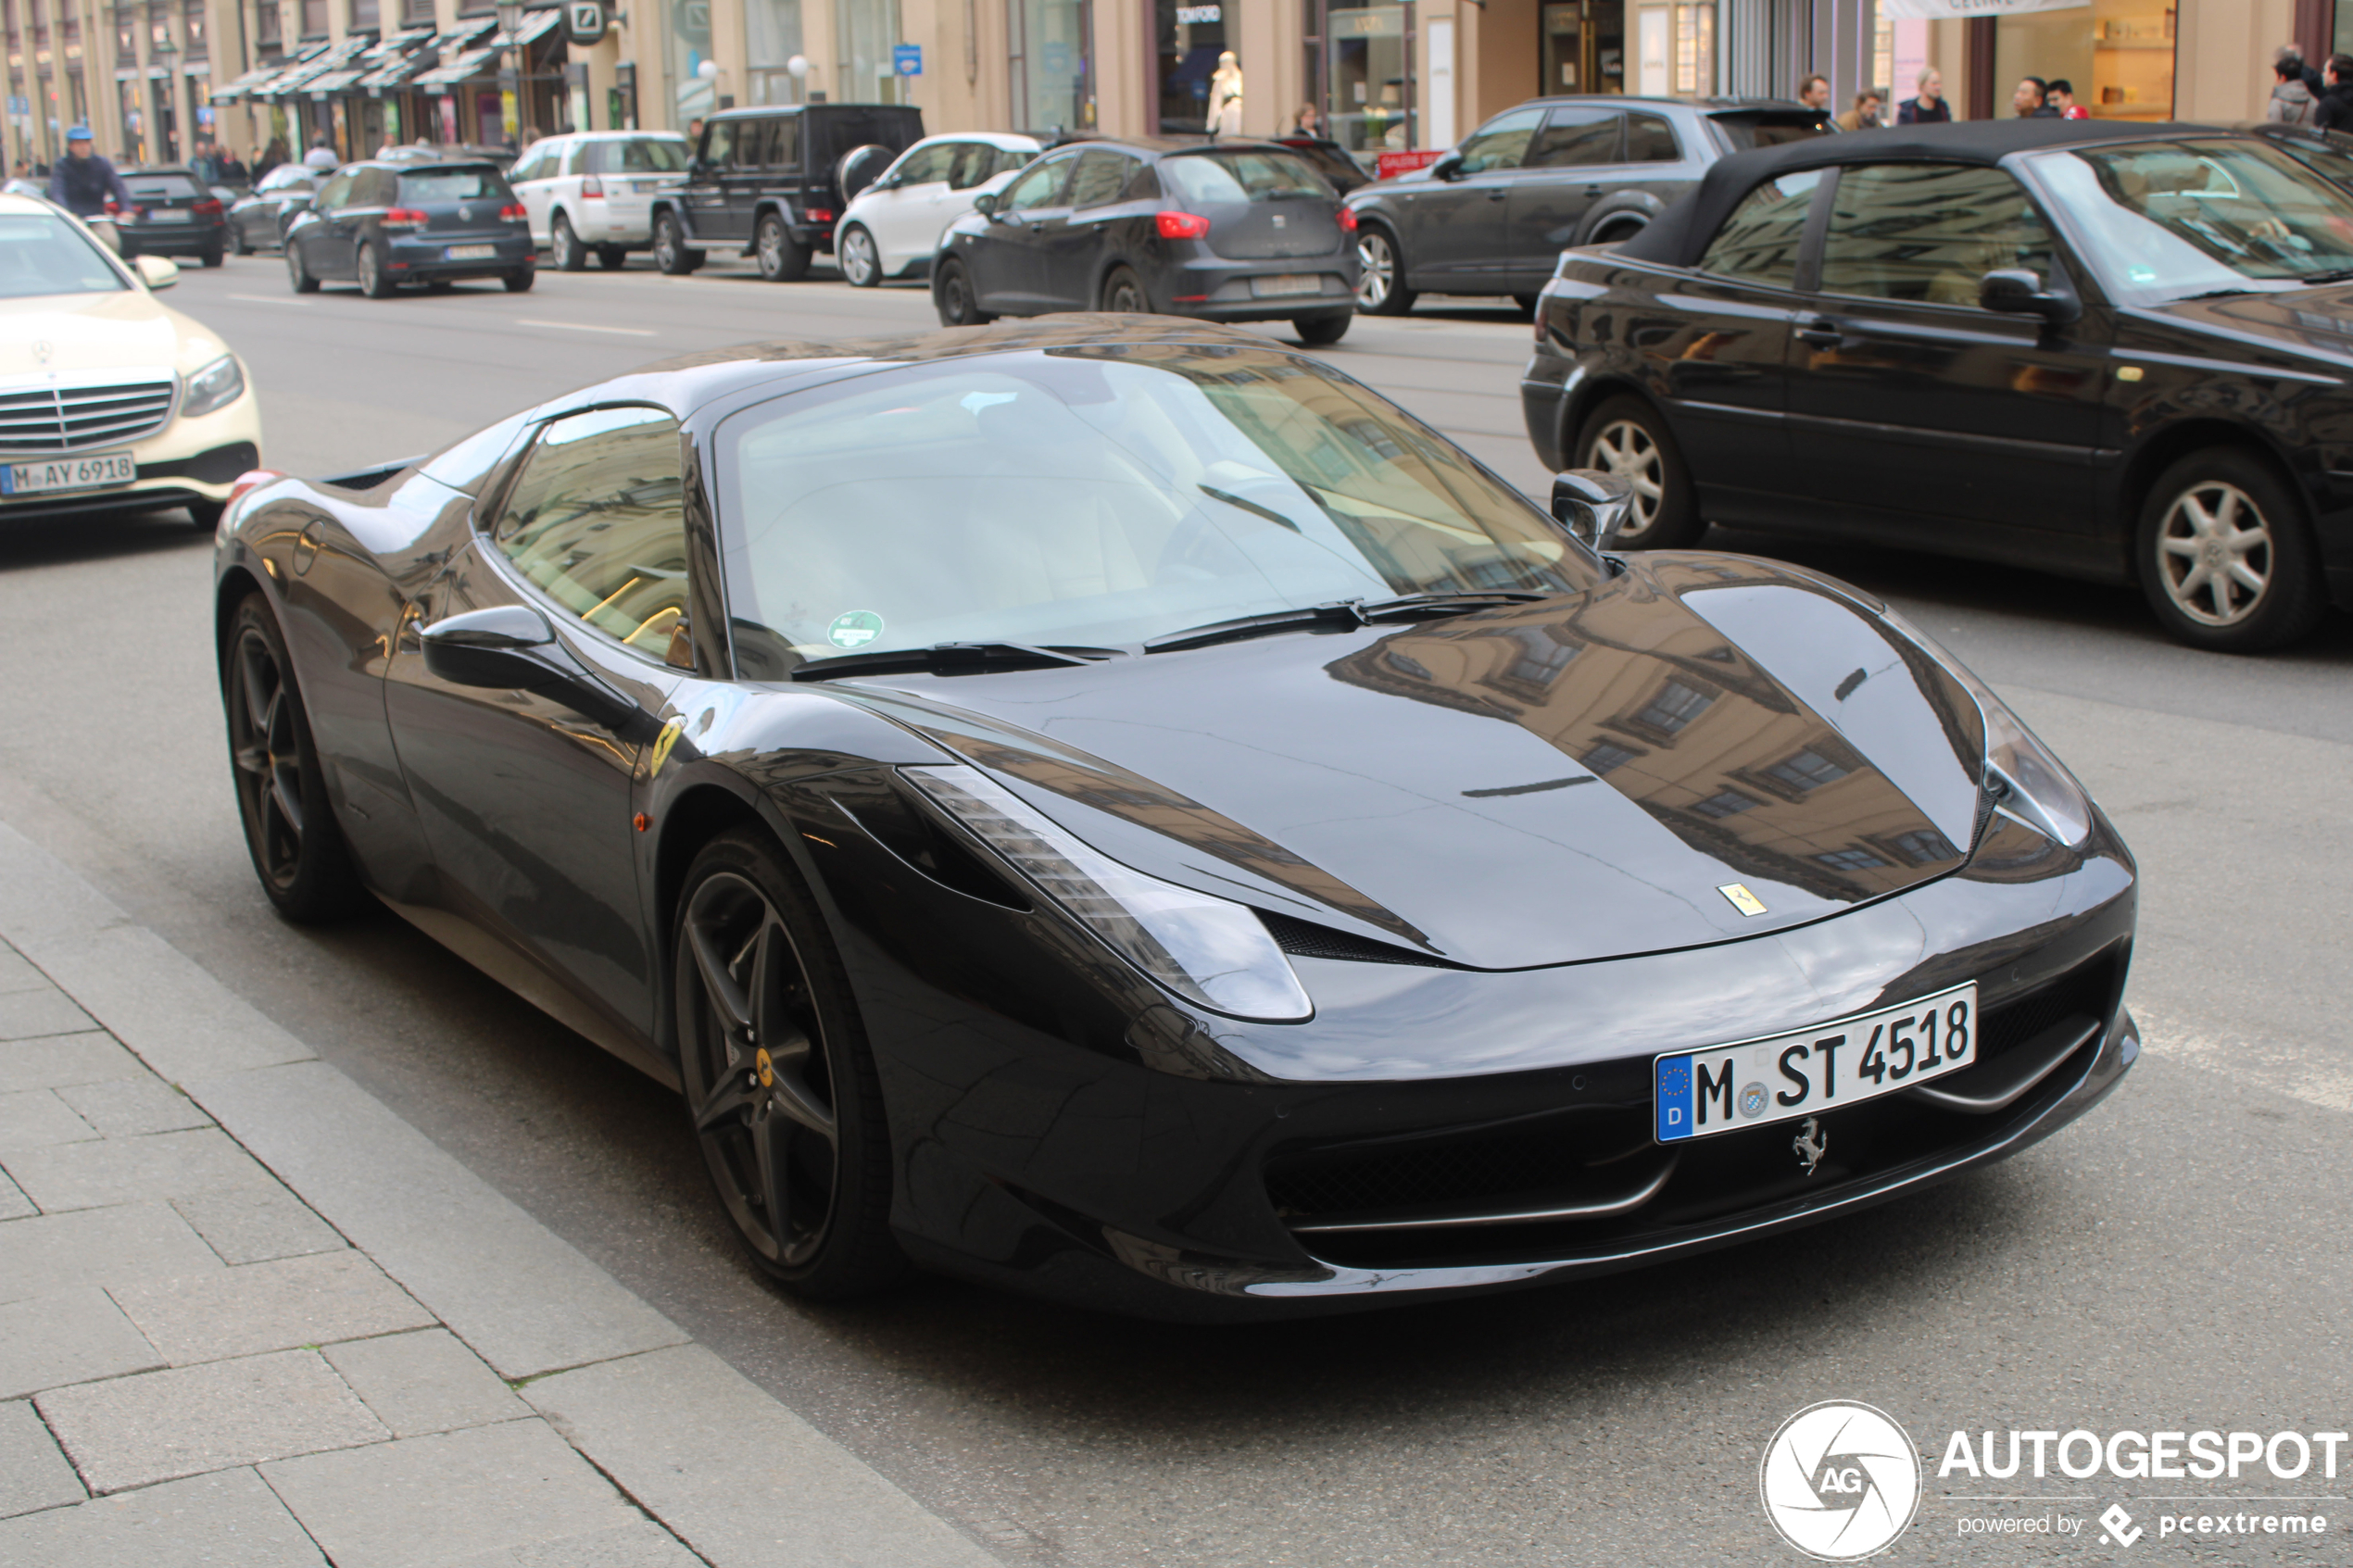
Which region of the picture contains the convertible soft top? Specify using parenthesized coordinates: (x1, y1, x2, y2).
(1616, 118, 2226, 270)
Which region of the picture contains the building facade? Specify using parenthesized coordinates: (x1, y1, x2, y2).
(0, 0, 2318, 177)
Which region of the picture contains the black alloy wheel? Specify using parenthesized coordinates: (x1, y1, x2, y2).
(1573, 394, 1703, 550)
(1100, 266, 1150, 312)
(837, 223, 881, 288)
(200, 245, 224, 269)
(503, 266, 535, 294)
(596, 245, 626, 270)
(2134, 447, 2326, 652)
(933, 258, 995, 326)
(653, 210, 701, 275)
(1293, 311, 1351, 346)
(223, 595, 366, 922)
(674, 830, 904, 1297)
(286, 242, 320, 294)
(1355, 225, 1416, 315)
(357, 240, 396, 298)
(552, 211, 588, 271)
(755, 213, 811, 282)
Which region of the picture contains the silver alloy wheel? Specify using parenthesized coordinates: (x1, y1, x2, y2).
(679, 871, 840, 1269)
(552, 211, 585, 270)
(1583, 418, 1667, 542)
(2155, 479, 2272, 627)
(357, 244, 381, 295)
(229, 627, 307, 891)
(653, 213, 683, 272)
(1356, 232, 1395, 309)
(757, 216, 787, 279)
(839, 225, 878, 286)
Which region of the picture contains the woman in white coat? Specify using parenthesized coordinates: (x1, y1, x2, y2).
(1208, 52, 1245, 135)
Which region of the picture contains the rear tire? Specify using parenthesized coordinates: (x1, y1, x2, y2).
(1292, 311, 1352, 346)
(286, 244, 320, 294)
(357, 240, 396, 298)
(200, 245, 224, 269)
(1572, 394, 1703, 550)
(933, 258, 995, 326)
(222, 595, 370, 924)
(755, 212, 810, 282)
(1100, 265, 1150, 313)
(551, 210, 588, 271)
(502, 266, 535, 293)
(837, 223, 881, 287)
(1355, 224, 1416, 315)
(2133, 447, 2326, 652)
(653, 210, 702, 275)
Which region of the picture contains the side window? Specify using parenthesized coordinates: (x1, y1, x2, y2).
(312, 170, 357, 211)
(770, 117, 801, 170)
(560, 143, 589, 176)
(735, 120, 776, 169)
(1001, 154, 1074, 211)
(492, 407, 691, 659)
(945, 143, 996, 189)
(1454, 107, 1545, 175)
(702, 121, 736, 169)
(1067, 149, 1138, 208)
(351, 168, 396, 207)
(894, 144, 953, 186)
(1627, 113, 1680, 163)
(1528, 109, 1624, 169)
(1818, 163, 2057, 307)
(1120, 160, 1162, 202)
(1696, 169, 1824, 288)
(508, 145, 547, 182)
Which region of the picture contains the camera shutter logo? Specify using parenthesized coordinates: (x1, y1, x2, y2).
(1759, 1400, 1921, 1561)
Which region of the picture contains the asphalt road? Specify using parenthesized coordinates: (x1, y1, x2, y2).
(3, 254, 2349, 1566)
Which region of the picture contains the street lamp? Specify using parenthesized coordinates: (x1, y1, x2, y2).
(496, 0, 523, 144)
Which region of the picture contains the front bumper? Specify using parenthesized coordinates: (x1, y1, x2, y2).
(384, 232, 535, 279)
(0, 387, 263, 522)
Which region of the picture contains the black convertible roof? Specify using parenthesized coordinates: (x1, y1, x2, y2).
(1617, 118, 2231, 269)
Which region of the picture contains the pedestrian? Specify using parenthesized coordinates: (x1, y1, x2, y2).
(1834, 91, 1882, 132)
(1798, 74, 1832, 123)
(2317, 54, 2353, 131)
(2013, 76, 2060, 118)
(302, 137, 338, 171)
(2270, 50, 2320, 124)
(219, 145, 248, 183)
(44, 125, 137, 220)
(2279, 44, 2325, 96)
(1290, 103, 1324, 136)
(2046, 79, 2090, 119)
(1897, 67, 1951, 124)
(686, 117, 704, 150)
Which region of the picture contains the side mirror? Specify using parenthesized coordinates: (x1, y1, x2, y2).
(971, 190, 1000, 218)
(1979, 268, 2078, 324)
(420, 605, 655, 740)
(1429, 152, 1466, 182)
(133, 254, 179, 290)
(1551, 469, 1634, 553)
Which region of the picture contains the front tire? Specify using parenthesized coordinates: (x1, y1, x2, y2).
(837, 223, 881, 287)
(653, 211, 702, 275)
(286, 244, 320, 294)
(1572, 394, 1703, 550)
(1100, 265, 1150, 312)
(674, 830, 905, 1298)
(933, 257, 995, 326)
(222, 595, 368, 923)
(551, 210, 587, 271)
(755, 212, 810, 282)
(1355, 225, 1416, 315)
(2134, 447, 2326, 652)
(357, 240, 396, 298)
(1292, 311, 1352, 346)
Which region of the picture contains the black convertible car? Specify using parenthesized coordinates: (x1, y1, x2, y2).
(216, 318, 2137, 1319)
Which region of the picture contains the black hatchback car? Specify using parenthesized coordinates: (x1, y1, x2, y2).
(227, 163, 321, 255)
(932, 138, 1359, 345)
(118, 167, 230, 266)
(283, 160, 534, 296)
(1524, 119, 2353, 652)
(1346, 96, 1825, 316)
(657, 103, 925, 281)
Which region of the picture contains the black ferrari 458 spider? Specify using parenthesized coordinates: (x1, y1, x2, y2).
(214, 317, 2138, 1320)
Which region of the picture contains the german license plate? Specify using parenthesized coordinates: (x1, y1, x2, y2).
(447, 244, 497, 260)
(1252, 273, 1321, 298)
(1, 450, 136, 496)
(1654, 983, 1978, 1143)
(145, 209, 191, 222)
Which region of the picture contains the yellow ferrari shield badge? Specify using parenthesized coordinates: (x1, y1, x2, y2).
(1718, 884, 1768, 917)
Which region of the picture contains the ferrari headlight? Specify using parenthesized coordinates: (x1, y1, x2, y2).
(904, 765, 1313, 1022)
(1879, 608, 2093, 847)
(182, 354, 245, 419)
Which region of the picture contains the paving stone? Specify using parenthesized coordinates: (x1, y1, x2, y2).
(109, 1251, 432, 1366)
(322, 1330, 528, 1438)
(263, 1418, 643, 1568)
(0, 1034, 142, 1095)
(36, 1348, 387, 1495)
(2, 1127, 275, 1213)
(0, 1089, 94, 1155)
(0, 1287, 161, 1401)
(171, 1186, 346, 1266)
(57, 1078, 212, 1139)
(0, 1464, 327, 1567)
(0, 990, 94, 1043)
(0, 1399, 84, 1519)
(25, 925, 316, 1084)
(0, 947, 50, 997)
(0, 1203, 224, 1307)
(429, 1521, 704, 1568)
(0, 1171, 29, 1222)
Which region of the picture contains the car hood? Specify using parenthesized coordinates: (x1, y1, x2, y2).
(0, 289, 195, 379)
(829, 557, 1990, 972)
(2137, 281, 2353, 365)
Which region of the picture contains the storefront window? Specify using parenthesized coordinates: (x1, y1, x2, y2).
(1325, 0, 1405, 153)
(1669, 3, 1709, 94)
(672, 0, 712, 123)
(1542, 0, 1622, 97)
(1995, 0, 2173, 121)
(1154, 0, 1226, 135)
(1012, 0, 1090, 131)
(836, 0, 903, 106)
(744, 0, 801, 105)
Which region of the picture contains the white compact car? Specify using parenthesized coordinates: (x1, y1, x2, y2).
(835, 132, 1045, 287)
(507, 132, 691, 270)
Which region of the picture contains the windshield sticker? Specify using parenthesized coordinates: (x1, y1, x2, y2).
(2128, 265, 2157, 282)
(828, 610, 885, 649)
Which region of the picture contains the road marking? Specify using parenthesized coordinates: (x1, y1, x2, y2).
(515, 318, 657, 336)
(227, 292, 312, 306)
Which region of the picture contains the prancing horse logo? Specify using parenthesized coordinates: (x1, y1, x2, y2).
(1792, 1116, 1828, 1175)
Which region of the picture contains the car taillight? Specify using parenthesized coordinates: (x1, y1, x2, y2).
(193, 197, 223, 217)
(1157, 211, 1212, 241)
(582, 175, 604, 198)
(500, 202, 526, 221)
(1337, 207, 1357, 232)
(382, 207, 429, 230)
(804, 206, 836, 223)
(227, 470, 284, 508)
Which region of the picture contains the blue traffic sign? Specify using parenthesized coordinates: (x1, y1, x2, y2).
(893, 44, 923, 76)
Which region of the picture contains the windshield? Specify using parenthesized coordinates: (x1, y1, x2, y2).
(398, 169, 510, 204)
(716, 345, 1594, 669)
(1160, 151, 1332, 205)
(2028, 138, 2353, 304)
(0, 212, 128, 297)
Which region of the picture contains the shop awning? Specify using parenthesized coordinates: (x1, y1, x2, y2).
(488, 6, 564, 49)
(210, 42, 328, 103)
(1878, 0, 2086, 16)
(302, 69, 367, 95)
(258, 34, 372, 99)
(413, 46, 497, 88)
(208, 62, 284, 103)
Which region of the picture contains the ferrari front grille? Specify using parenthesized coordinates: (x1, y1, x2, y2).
(0, 372, 179, 454)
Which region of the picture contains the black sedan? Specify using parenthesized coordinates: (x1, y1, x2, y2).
(118, 167, 229, 266)
(284, 159, 534, 296)
(215, 317, 2137, 1320)
(1526, 119, 2353, 652)
(1346, 96, 1825, 317)
(931, 140, 1358, 345)
(227, 163, 321, 255)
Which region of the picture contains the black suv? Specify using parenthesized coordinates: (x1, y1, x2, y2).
(658, 103, 925, 280)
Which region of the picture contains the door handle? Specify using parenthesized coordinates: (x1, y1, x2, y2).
(1485, 188, 1507, 201)
(1793, 314, 1843, 348)
(1584, 184, 1603, 197)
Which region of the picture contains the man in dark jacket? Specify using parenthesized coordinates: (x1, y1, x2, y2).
(2317, 55, 2353, 132)
(44, 125, 135, 219)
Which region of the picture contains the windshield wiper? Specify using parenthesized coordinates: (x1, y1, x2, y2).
(2303, 269, 2353, 285)
(789, 642, 1119, 681)
(1198, 483, 1302, 533)
(1143, 592, 1555, 653)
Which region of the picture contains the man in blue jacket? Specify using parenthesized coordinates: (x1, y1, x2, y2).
(44, 125, 136, 220)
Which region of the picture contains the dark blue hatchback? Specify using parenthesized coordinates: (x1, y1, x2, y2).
(284, 161, 535, 297)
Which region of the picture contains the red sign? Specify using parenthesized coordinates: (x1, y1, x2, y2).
(1375, 149, 1443, 181)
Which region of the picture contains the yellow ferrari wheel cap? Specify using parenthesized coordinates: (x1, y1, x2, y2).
(754, 1047, 774, 1087)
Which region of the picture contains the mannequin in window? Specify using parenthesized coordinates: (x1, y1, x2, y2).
(1208, 52, 1244, 136)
